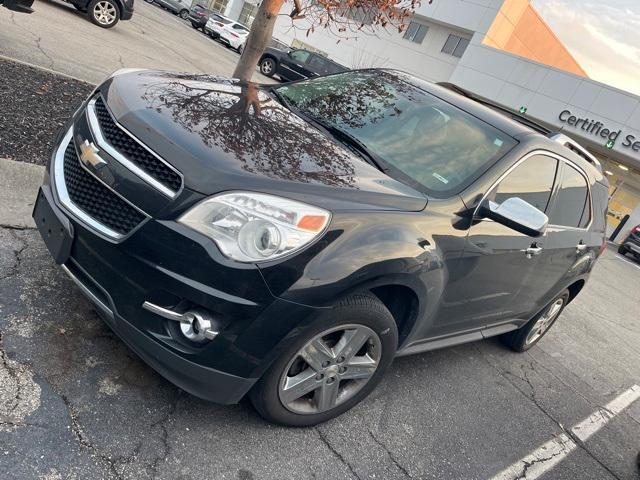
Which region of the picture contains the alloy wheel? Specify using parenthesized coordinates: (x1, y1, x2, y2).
(261, 60, 274, 75)
(525, 298, 564, 345)
(278, 324, 382, 414)
(93, 1, 117, 25)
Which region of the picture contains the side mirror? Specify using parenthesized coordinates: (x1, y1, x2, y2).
(481, 197, 548, 237)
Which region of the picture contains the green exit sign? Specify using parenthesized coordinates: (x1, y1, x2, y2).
(606, 139, 615, 149)
(519, 106, 528, 114)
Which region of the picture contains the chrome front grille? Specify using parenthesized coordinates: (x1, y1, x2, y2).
(62, 140, 145, 236)
(52, 128, 148, 240)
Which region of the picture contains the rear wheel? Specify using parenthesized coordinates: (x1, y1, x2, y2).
(190, 21, 199, 29)
(259, 57, 276, 77)
(179, 8, 188, 19)
(249, 294, 398, 426)
(237, 43, 244, 55)
(88, 0, 119, 28)
(618, 245, 627, 255)
(501, 290, 570, 352)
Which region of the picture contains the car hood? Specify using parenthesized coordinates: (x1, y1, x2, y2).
(100, 70, 427, 211)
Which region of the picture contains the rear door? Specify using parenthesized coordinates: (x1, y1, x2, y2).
(279, 50, 313, 80)
(306, 54, 329, 78)
(537, 161, 596, 307)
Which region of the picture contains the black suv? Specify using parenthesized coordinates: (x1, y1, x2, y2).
(618, 224, 640, 261)
(67, 0, 134, 28)
(188, 3, 211, 30)
(33, 69, 608, 426)
(259, 47, 348, 81)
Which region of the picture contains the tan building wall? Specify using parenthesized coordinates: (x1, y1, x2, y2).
(483, 0, 587, 77)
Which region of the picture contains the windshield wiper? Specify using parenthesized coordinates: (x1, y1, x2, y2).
(269, 88, 291, 110)
(319, 123, 387, 173)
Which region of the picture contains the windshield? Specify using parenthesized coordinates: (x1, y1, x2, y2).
(276, 71, 517, 196)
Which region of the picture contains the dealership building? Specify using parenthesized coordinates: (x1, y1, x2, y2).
(208, 0, 640, 240)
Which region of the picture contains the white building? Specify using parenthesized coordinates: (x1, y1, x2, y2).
(208, 0, 640, 241)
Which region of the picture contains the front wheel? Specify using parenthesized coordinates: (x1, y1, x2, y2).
(88, 0, 120, 28)
(179, 9, 188, 19)
(259, 57, 276, 77)
(501, 290, 570, 352)
(249, 294, 398, 426)
(618, 245, 627, 255)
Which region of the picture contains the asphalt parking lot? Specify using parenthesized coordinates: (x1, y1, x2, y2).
(1, 4, 640, 479)
(0, 0, 272, 83)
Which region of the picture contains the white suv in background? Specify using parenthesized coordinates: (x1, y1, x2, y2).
(204, 13, 233, 39)
(218, 21, 249, 53)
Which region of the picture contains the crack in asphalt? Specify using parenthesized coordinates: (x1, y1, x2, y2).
(147, 390, 182, 479)
(0, 231, 28, 281)
(8, 12, 55, 69)
(0, 224, 36, 231)
(367, 428, 413, 478)
(515, 445, 567, 480)
(315, 427, 362, 480)
(474, 346, 623, 480)
(61, 393, 127, 480)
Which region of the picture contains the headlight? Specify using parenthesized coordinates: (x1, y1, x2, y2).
(178, 192, 331, 262)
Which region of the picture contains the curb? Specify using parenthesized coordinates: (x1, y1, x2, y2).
(0, 54, 96, 86)
(0, 158, 45, 229)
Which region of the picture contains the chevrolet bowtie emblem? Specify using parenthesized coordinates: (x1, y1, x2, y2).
(79, 140, 108, 170)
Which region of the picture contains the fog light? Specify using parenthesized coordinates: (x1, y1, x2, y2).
(142, 301, 219, 343)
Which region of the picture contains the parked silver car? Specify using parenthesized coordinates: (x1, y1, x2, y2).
(145, 0, 189, 19)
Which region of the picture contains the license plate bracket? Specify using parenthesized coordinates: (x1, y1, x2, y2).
(32, 187, 74, 264)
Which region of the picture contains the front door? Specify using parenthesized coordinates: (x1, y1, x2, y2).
(434, 154, 560, 336)
(280, 50, 312, 81)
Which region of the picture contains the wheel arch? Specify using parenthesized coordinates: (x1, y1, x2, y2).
(369, 284, 420, 347)
(566, 279, 586, 304)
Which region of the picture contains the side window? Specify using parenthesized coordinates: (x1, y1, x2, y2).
(307, 55, 326, 72)
(549, 164, 590, 228)
(290, 50, 311, 63)
(489, 155, 559, 212)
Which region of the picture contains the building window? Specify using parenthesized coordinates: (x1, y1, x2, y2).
(442, 34, 470, 58)
(208, 0, 229, 14)
(403, 22, 428, 44)
(238, 1, 257, 26)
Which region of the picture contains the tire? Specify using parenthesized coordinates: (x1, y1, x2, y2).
(618, 245, 627, 255)
(191, 21, 199, 29)
(501, 290, 570, 352)
(237, 43, 244, 55)
(88, 0, 120, 28)
(143, 0, 154, 3)
(179, 9, 188, 19)
(249, 294, 398, 427)
(259, 57, 277, 77)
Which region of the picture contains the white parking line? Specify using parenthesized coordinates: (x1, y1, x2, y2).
(490, 385, 640, 480)
(615, 254, 640, 270)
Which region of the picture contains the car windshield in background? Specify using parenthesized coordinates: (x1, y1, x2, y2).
(233, 24, 249, 32)
(276, 71, 517, 196)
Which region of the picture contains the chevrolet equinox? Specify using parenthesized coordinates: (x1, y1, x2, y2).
(33, 69, 609, 426)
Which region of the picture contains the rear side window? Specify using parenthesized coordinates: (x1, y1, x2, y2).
(307, 55, 327, 72)
(490, 155, 559, 212)
(549, 164, 590, 228)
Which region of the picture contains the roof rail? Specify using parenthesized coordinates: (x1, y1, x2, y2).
(548, 133, 602, 172)
(436, 82, 551, 134)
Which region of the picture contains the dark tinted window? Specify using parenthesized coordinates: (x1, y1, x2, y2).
(490, 155, 558, 212)
(549, 164, 590, 228)
(276, 71, 517, 196)
(307, 55, 327, 72)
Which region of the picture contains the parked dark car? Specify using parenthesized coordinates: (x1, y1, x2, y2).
(67, 0, 134, 28)
(0, 0, 34, 13)
(259, 47, 348, 81)
(188, 3, 211, 30)
(33, 69, 608, 426)
(618, 224, 640, 260)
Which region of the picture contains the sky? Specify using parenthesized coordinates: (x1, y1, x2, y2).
(532, 0, 640, 96)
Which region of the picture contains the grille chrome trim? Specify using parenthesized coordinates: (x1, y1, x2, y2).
(52, 127, 149, 241)
(86, 96, 183, 199)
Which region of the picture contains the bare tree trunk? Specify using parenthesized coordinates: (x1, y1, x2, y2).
(233, 0, 285, 82)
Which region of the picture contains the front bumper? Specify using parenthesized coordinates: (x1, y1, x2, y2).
(34, 118, 322, 404)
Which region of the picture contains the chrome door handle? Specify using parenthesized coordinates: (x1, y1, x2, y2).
(576, 243, 587, 253)
(522, 246, 543, 258)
